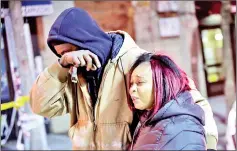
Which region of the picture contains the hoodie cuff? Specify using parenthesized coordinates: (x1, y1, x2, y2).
(47, 61, 70, 83)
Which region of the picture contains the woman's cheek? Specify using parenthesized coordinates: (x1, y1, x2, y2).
(137, 85, 149, 98)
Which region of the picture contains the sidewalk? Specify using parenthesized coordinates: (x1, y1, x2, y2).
(2, 133, 72, 150)
(208, 95, 227, 150)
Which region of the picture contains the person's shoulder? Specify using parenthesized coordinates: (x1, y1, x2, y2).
(131, 47, 148, 54)
(152, 115, 204, 133)
(121, 47, 148, 62)
(152, 116, 206, 150)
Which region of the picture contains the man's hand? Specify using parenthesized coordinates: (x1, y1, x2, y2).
(59, 50, 101, 71)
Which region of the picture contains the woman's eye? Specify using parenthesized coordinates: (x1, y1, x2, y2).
(137, 81, 145, 85)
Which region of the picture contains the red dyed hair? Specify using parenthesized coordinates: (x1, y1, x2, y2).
(128, 53, 191, 119)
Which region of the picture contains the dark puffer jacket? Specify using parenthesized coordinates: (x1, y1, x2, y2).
(130, 91, 207, 150)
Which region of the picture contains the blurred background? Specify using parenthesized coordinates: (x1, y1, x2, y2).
(1, 1, 236, 150)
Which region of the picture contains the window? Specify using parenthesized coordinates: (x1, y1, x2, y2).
(201, 28, 224, 83)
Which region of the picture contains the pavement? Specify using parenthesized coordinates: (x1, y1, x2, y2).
(1, 95, 231, 150)
(1, 133, 72, 150)
(208, 95, 228, 150)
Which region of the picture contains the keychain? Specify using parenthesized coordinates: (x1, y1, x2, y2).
(71, 66, 78, 83)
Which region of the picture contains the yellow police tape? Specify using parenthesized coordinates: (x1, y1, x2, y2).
(1, 96, 30, 111)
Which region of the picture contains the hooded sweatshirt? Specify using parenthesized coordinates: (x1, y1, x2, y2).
(47, 7, 112, 65)
(47, 7, 124, 103)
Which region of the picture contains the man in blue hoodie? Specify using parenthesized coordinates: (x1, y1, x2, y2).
(30, 7, 218, 150)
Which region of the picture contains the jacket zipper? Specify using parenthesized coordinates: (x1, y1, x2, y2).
(93, 61, 114, 131)
(92, 109, 97, 131)
(92, 62, 113, 149)
(92, 109, 97, 149)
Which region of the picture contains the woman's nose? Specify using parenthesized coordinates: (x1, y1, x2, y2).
(129, 84, 137, 94)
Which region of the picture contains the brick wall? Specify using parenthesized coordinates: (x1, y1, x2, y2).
(75, 1, 135, 39)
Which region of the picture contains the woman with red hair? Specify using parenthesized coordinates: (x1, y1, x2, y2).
(128, 53, 206, 150)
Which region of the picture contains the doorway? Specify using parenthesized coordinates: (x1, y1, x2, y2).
(199, 26, 225, 97)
